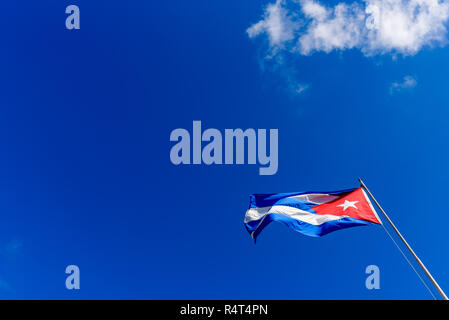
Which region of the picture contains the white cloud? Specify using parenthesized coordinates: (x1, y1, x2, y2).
(295, 83, 309, 94)
(247, 0, 300, 50)
(390, 75, 417, 93)
(248, 0, 449, 56)
(299, 1, 366, 54)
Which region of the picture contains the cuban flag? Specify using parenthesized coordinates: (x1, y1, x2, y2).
(244, 187, 382, 241)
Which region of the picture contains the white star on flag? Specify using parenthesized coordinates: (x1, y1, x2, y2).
(337, 200, 359, 211)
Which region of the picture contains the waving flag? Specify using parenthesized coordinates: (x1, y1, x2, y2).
(244, 187, 381, 241)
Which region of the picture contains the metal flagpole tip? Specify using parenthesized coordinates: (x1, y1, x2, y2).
(358, 177, 366, 189)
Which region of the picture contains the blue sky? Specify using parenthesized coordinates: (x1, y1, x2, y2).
(1, 0, 449, 299)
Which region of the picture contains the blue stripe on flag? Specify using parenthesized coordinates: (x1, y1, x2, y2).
(249, 188, 356, 208)
(246, 213, 372, 240)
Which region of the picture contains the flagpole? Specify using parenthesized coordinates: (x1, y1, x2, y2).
(358, 178, 448, 300)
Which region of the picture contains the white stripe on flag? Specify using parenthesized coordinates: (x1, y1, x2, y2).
(245, 205, 347, 226)
(288, 193, 339, 204)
